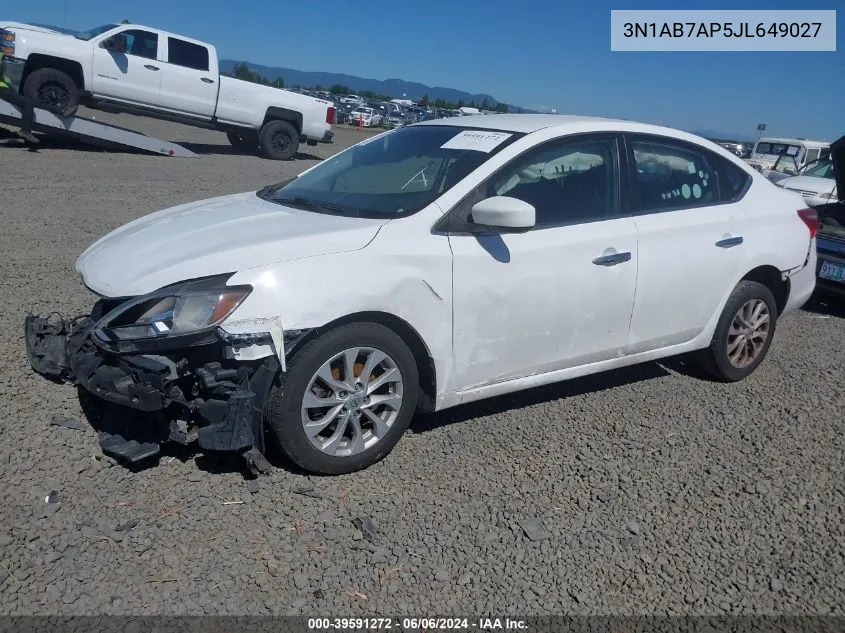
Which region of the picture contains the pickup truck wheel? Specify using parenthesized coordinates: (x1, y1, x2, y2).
(259, 120, 299, 160)
(264, 322, 420, 474)
(23, 68, 80, 117)
(226, 130, 258, 151)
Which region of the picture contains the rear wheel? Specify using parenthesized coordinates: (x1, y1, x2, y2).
(226, 130, 258, 151)
(258, 119, 299, 160)
(23, 68, 80, 117)
(695, 280, 778, 382)
(265, 323, 420, 474)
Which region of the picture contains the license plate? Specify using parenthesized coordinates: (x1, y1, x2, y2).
(819, 260, 845, 283)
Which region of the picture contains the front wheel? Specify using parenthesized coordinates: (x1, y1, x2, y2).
(258, 119, 299, 160)
(265, 323, 420, 474)
(695, 280, 778, 382)
(23, 68, 80, 117)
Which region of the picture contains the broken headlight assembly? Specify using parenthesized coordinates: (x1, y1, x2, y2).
(93, 275, 252, 344)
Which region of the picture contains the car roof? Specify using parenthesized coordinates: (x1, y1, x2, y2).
(412, 113, 626, 133)
(411, 113, 732, 143)
(409, 113, 763, 174)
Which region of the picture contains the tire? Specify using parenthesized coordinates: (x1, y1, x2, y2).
(258, 119, 299, 160)
(265, 322, 420, 474)
(227, 130, 258, 151)
(23, 68, 80, 117)
(695, 280, 778, 382)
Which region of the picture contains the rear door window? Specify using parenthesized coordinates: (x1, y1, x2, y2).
(631, 139, 717, 211)
(167, 37, 210, 71)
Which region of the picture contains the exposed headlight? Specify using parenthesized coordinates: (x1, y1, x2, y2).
(817, 189, 838, 200)
(95, 275, 252, 342)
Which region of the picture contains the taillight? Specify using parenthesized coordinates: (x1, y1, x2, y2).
(797, 207, 819, 238)
(326, 106, 336, 125)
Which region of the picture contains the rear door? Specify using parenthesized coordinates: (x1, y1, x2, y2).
(158, 36, 217, 118)
(625, 134, 750, 354)
(91, 28, 163, 105)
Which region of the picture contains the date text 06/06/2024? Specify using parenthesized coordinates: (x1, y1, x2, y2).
(622, 22, 822, 39)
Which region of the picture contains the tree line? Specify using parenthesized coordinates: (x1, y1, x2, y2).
(223, 63, 514, 112)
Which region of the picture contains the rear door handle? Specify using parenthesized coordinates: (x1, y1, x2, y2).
(715, 236, 743, 248)
(144, 64, 159, 71)
(201, 77, 214, 83)
(592, 252, 632, 266)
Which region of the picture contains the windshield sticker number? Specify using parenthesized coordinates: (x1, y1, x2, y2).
(441, 130, 513, 153)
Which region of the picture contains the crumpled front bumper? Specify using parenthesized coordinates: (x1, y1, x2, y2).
(24, 312, 278, 472)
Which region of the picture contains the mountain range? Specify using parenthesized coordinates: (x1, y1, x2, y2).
(218, 60, 537, 112)
(222, 61, 756, 138)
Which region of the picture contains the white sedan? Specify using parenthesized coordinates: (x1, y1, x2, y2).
(349, 107, 381, 127)
(24, 115, 818, 475)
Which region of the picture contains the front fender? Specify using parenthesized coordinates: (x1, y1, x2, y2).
(221, 229, 454, 398)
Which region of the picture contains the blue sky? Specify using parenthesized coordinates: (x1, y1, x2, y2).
(12, 0, 844, 140)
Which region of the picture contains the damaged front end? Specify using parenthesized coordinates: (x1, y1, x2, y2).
(23, 276, 285, 475)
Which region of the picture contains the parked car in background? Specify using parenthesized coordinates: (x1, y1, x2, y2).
(773, 156, 838, 207)
(0, 21, 335, 160)
(815, 135, 845, 296)
(384, 111, 407, 128)
(746, 137, 831, 175)
(712, 140, 752, 159)
(349, 106, 381, 127)
(24, 114, 818, 475)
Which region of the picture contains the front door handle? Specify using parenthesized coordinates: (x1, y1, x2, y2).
(201, 77, 214, 83)
(715, 236, 744, 248)
(144, 64, 159, 71)
(592, 252, 632, 266)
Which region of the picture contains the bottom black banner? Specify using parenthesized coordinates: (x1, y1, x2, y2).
(0, 617, 843, 633)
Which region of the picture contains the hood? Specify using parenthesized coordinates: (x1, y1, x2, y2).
(832, 134, 845, 202)
(777, 174, 837, 195)
(0, 21, 73, 35)
(76, 191, 388, 297)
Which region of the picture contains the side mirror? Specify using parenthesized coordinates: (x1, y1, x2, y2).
(470, 196, 535, 233)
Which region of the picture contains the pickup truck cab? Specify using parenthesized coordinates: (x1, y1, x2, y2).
(0, 21, 335, 159)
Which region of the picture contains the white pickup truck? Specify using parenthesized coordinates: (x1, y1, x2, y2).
(0, 21, 335, 159)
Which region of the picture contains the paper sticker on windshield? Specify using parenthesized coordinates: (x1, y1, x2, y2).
(441, 130, 512, 153)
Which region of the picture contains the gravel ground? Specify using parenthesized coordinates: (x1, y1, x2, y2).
(0, 112, 844, 617)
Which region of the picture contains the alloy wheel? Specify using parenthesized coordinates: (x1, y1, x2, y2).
(726, 298, 771, 368)
(301, 347, 404, 457)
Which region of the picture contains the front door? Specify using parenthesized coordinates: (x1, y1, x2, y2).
(448, 135, 639, 392)
(92, 29, 162, 106)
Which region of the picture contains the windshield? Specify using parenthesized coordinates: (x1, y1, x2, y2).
(754, 142, 802, 157)
(803, 159, 835, 179)
(75, 24, 118, 40)
(260, 125, 524, 218)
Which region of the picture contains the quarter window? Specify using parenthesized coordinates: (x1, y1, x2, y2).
(168, 38, 210, 71)
(710, 153, 751, 201)
(632, 140, 717, 211)
(486, 138, 619, 227)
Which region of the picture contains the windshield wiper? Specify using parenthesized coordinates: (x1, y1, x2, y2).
(274, 195, 353, 215)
